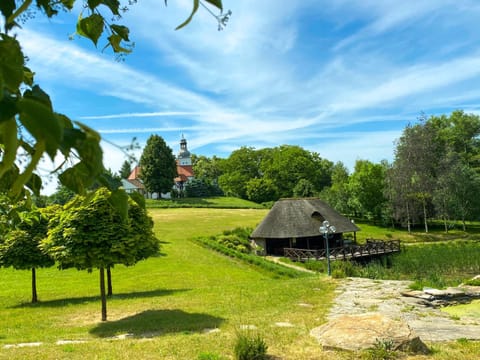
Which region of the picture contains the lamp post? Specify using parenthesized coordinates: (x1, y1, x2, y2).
(319, 220, 336, 276)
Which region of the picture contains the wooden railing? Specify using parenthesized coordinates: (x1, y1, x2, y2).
(284, 239, 401, 262)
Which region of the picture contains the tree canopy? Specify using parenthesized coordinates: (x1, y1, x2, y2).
(139, 135, 177, 196)
(0, 204, 57, 302)
(217, 145, 332, 202)
(387, 111, 480, 231)
(43, 187, 159, 320)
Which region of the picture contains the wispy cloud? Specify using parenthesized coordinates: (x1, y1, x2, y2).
(14, 0, 480, 187)
(80, 111, 201, 120)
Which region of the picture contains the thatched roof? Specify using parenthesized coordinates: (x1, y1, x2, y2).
(251, 198, 359, 239)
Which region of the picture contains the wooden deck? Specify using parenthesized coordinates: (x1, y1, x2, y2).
(284, 239, 401, 262)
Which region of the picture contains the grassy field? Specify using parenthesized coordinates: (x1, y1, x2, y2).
(353, 220, 480, 243)
(145, 197, 266, 209)
(0, 208, 338, 359)
(1, 207, 479, 359)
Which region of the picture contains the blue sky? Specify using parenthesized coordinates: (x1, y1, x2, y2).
(12, 0, 480, 194)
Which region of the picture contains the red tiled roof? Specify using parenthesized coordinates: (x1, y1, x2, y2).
(177, 165, 194, 178)
(128, 164, 194, 184)
(128, 166, 141, 180)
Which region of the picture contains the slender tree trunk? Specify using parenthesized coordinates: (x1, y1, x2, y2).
(31, 268, 37, 303)
(462, 217, 466, 231)
(100, 267, 107, 321)
(422, 200, 428, 233)
(406, 201, 411, 233)
(442, 198, 448, 233)
(107, 267, 113, 296)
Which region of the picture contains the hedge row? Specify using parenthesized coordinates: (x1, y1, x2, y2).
(193, 235, 310, 279)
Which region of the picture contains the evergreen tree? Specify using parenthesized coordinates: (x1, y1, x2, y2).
(139, 135, 177, 197)
(119, 161, 132, 179)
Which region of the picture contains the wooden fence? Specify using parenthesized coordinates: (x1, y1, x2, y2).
(283, 239, 401, 262)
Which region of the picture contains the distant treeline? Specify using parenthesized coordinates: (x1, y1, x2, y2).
(191, 110, 480, 232)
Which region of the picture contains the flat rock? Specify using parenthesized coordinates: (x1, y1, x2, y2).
(423, 287, 466, 297)
(310, 313, 429, 353)
(329, 277, 480, 342)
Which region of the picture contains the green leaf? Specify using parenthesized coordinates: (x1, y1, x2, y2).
(23, 66, 34, 87)
(110, 24, 130, 41)
(58, 163, 90, 194)
(60, 127, 85, 156)
(77, 13, 104, 46)
(102, 0, 120, 16)
(0, 119, 18, 179)
(0, 92, 18, 123)
(106, 34, 131, 53)
(87, 0, 101, 9)
(25, 173, 42, 196)
(129, 191, 145, 209)
(75, 121, 101, 142)
(204, 0, 223, 11)
(61, 0, 75, 10)
(175, 0, 199, 30)
(17, 97, 63, 159)
(108, 188, 128, 220)
(0, 34, 25, 92)
(23, 85, 53, 110)
(36, 0, 59, 17)
(0, 0, 15, 21)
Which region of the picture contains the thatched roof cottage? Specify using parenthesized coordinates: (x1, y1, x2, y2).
(251, 198, 359, 255)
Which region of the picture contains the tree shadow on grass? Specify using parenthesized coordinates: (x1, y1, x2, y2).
(89, 309, 224, 338)
(10, 288, 190, 308)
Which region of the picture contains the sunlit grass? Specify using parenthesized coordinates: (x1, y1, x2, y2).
(1, 208, 479, 359)
(145, 196, 265, 209)
(0, 208, 337, 359)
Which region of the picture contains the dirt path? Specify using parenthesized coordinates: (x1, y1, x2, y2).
(329, 277, 480, 342)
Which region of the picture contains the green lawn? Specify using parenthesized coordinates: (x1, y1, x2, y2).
(1, 208, 479, 359)
(353, 220, 480, 243)
(145, 196, 266, 209)
(0, 208, 337, 359)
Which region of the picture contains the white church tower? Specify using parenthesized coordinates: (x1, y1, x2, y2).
(177, 134, 192, 166)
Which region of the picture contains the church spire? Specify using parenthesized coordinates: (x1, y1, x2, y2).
(178, 135, 191, 166)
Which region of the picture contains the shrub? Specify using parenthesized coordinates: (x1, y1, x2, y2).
(362, 338, 398, 360)
(234, 332, 268, 360)
(193, 235, 308, 279)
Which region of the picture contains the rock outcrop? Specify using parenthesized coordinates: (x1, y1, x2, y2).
(402, 285, 480, 307)
(310, 313, 430, 354)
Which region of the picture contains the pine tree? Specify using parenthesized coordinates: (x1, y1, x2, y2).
(119, 161, 132, 179)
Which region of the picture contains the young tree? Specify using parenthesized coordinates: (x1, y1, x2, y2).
(43, 188, 159, 321)
(0, 206, 57, 303)
(119, 161, 133, 179)
(139, 135, 177, 197)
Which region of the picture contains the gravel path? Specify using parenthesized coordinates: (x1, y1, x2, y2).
(329, 277, 480, 342)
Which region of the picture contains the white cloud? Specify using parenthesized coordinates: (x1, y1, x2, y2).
(10, 0, 480, 194)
